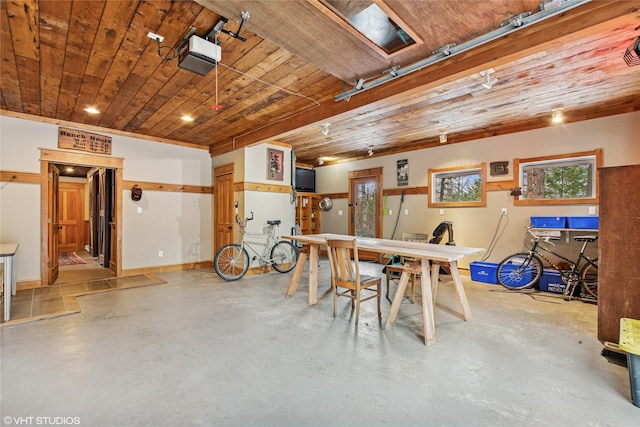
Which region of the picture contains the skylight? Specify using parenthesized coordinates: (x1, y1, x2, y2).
(318, 0, 420, 57)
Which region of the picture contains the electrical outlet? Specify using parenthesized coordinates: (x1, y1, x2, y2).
(588, 206, 596, 215)
(158, 250, 164, 258)
(137, 207, 142, 214)
(388, 209, 392, 216)
(439, 209, 444, 215)
(338, 210, 343, 216)
(502, 208, 507, 215)
(404, 209, 409, 215)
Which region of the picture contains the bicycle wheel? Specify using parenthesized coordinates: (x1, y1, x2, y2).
(270, 241, 299, 273)
(580, 259, 598, 298)
(497, 253, 543, 290)
(214, 244, 250, 281)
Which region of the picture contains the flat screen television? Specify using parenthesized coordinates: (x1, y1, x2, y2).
(295, 167, 315, 193)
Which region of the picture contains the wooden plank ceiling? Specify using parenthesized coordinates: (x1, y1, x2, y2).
(1, 0, 639, 166)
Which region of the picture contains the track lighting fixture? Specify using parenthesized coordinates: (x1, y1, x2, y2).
(552, 107, 564, 124)
(355, 79, 365, 90)
(318, 158, 324, 165)
(321, 122, 331, 136)
(439, 132, 447, 143)
(480, 69, 497, 89)
(367, 146, 374, 157)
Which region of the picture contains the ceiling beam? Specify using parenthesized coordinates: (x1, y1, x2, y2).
(209, 0, 638, 157)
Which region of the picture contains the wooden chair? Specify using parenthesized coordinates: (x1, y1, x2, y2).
(325, 238, 382, 324)
(384, 232, 429, 303)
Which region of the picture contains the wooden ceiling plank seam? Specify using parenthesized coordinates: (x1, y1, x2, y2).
(4, 0, 39, 60)
(98, 1, 210, 129)
(93, 0, 183, 127)
(114, 4, 230, 132)
(37, 0, 72, 118)
(4, 0, 40, 114)
(226, 2, 638, 155)
(201, 70, 341, 140)
(174, 61, 335, 143)
(56, 0, 107, 120)
(114, 6, 272, 134)
(136, 41, 299, 138)
(71, 0, 140, 124)
(0, 1, 23, 111)
(197, 0, 390, 82)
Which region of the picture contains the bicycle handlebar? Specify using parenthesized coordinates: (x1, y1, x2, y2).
(235, 211, 254, 226)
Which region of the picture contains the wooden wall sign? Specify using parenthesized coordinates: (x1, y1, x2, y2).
(58, 127, 112, 155)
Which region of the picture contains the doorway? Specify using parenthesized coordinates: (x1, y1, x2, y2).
(54, 165, 116, 284)
(40, 149, 123, 286)
(348, 167, 383, 260)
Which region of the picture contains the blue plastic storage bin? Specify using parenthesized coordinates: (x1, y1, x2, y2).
(567, 216, 599, 229)
(530, 216, 566, 228)
(538, 269, 567, 294)
(470, 261, 498, 284)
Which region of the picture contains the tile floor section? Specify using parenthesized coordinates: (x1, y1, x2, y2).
(0, 275, 166, 325)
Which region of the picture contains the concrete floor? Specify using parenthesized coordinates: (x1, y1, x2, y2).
(1, 261, 637, 426)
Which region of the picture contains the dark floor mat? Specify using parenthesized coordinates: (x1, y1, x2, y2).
(601, 348, 628, 367)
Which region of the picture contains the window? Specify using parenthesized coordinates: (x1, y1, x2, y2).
(428, 164, 486, 207)
(514, 149, 602, 205)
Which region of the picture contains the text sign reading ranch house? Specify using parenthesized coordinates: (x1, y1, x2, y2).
(58, 127, 112, 155)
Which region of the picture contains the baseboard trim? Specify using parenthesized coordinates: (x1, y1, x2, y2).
(123, 260, 214, 277)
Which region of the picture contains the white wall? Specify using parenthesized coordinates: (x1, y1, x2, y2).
(211, 143, 296, 266)
(317, 111, 640, 267)
(0, 115, 212, 281)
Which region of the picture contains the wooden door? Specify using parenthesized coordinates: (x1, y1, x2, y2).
(88, 171, 99, 257)
(97, 169, 112, 267)
(48, 164, 60, 284)
(214, 165, 235, 254)
(598, 165, 640, 343)
(58, 182, 85, 253)
(349, 168, 383, 260)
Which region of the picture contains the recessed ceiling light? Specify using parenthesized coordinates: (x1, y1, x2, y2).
(84, 107, 100, 114)
(181, 115, 195, 122)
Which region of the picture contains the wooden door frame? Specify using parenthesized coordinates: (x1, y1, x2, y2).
(40, 149, 123, 286)
(348, 167, 383, 238)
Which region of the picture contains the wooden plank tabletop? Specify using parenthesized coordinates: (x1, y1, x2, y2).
(283, 234, 484, 263)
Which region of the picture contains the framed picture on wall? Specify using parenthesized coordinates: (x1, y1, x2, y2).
(397, 159, 408, 186)
(490, 161, 509, 176)
(268, 148, 284, 181)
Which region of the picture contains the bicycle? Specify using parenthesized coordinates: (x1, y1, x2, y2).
(214, 212, 299, 281)
(496, 226, 598, 300)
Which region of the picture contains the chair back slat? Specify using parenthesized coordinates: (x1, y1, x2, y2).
(326, 238, 360, 289)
